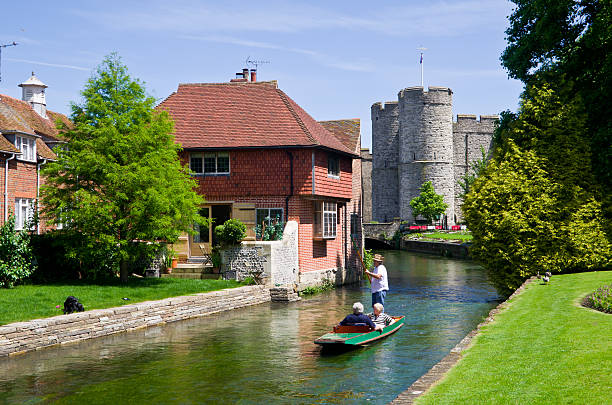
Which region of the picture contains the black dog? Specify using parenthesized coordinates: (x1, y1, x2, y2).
(63, 296, 84, 314)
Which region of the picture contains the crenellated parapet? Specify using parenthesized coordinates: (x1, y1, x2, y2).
(368, 85, 496, 226)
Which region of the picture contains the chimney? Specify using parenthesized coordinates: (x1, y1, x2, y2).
(250, 69, 257, 82)
(242, 68, 250, 82)
(230, 71, 247, 82)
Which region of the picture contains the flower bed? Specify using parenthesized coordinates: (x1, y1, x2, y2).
(582, 284, 612, 314)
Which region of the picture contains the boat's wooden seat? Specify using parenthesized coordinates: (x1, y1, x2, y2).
(333, 325, 374, 333)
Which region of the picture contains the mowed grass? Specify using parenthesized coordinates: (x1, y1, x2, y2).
(0, 277, 244, 325)
(416, 270, 612, 405)
(407, 231, 473, 242)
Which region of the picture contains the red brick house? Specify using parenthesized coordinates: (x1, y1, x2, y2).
(0, 73, 67, 233)
(157, 72, 363, 286)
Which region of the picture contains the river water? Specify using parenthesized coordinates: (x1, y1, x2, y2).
(0, 250, 498, 404)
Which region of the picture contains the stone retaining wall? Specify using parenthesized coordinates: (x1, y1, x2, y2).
(401, 240, 470, 259)
(0, 285, 270, 357)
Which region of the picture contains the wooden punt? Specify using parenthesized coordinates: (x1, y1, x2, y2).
(314, 316, 405, 347)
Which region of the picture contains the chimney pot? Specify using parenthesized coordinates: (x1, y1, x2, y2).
(250, 69, 257, 82)
(242, 68, 250, 81)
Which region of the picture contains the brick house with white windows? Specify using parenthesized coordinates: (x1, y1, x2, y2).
(0, 73, 69, 232)
(157, 70, 364, 286)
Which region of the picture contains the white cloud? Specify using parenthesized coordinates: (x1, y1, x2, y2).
(181, 35, 374, 72)
(71, 0, 508, 37)
(6, 58, 90, 72)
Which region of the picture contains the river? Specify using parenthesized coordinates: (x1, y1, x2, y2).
(0, 250, 498, 404)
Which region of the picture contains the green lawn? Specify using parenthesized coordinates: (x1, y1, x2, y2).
(0, 277, 244, 325)
(416, 271, 612, 404)
(407, 231, 473, 242)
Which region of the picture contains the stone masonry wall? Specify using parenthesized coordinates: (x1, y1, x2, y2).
(360, 148, 373, 223)
(371, 87, 497, 226)
(452, 115, 496, 223)
(371, 101, 400, 222)
(0, 285, 270, 357)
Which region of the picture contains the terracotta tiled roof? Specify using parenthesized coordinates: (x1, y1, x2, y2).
(0, 135, 19, 153)
(318, 119, 361, 153)
(36, 138, 57, 160)
(157, 81, 355, 155)
(0, 94, 70, 141)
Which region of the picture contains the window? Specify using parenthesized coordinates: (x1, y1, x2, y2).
(313, 201, 337, 239)
(190, 152, 230, 175)
(256, 208, 283, 227)
(328, 155, 339, 178)
(15, 135, 36, 162)
(350, 213, 360, 237)
(14, 198, 34, 230)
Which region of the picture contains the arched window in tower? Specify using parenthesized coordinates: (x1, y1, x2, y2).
(413, 152, 416, 161)
(434, 152, 436, 160)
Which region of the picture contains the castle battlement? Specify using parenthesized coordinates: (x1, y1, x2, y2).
(371, 101, 398, 111)
(370, 85, 496, 226)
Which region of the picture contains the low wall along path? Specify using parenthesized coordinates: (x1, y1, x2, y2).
(0, 285, 270, 357)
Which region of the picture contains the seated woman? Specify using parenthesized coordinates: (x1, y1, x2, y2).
(368, 303, 394, 330)
(339, 302, 376, 330)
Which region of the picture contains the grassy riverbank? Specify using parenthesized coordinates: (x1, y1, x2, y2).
(405, 231, 472, 242)
(0, 278, 244, 325)
(416, 270, 612, 404)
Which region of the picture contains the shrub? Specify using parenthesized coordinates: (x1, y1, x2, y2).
(582, 285, 612, 314)
(215, 219, 247, 246)
(0, 215, 35, 288)
(300, 279, 335, 295)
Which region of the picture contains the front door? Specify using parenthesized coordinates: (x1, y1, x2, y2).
(190, 206, 212, 257)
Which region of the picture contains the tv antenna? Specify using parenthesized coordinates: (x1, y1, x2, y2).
(245, 56, 270, 70)
(0, 42, 18, 83)
(417, 46, 427, 87)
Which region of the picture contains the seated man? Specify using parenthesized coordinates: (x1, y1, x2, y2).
(339, 302, 376, 330)
(368, 303, 394, 331)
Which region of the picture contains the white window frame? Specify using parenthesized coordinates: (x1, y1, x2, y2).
(313, 201, 337, 239)
(14, 198, 34, 230)
(256, 208, 284, 227)
(15, 135, 37, 162)
(190, 151, 230, 175)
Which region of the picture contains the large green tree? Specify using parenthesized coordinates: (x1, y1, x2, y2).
(409, 181, 448, 223)
(465, 84, 611, 295)
(502, 0, 612, 192)
(42, 54, 203, 282)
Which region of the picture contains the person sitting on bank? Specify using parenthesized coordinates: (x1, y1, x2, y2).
(339, 302, 376, 330)
(368, 303, 394, 331)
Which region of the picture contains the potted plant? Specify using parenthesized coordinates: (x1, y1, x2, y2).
(164, 247, 177, 274)
(211, 247, 222, 274)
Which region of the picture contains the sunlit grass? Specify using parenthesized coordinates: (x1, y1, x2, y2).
(406, 231, 472, 242)
(0, 277, 244, 325)
(416, 271, 612, 404)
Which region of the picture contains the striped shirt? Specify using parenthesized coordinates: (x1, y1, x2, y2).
(368, 312, 394, 328)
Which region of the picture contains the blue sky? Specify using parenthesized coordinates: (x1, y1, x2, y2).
(1, 0, 523, 149)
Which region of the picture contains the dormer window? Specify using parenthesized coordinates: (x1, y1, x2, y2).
(15, 135, 36, 162)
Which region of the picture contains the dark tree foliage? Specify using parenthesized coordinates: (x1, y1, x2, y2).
(502, 0, 612, 190)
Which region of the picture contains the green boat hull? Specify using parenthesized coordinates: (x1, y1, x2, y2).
(314, 316, 405, 346)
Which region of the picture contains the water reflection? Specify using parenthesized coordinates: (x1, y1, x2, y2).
(0, 251, 497, 404)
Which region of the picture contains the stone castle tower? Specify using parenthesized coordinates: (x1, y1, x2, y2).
(370, 86, 497, 226)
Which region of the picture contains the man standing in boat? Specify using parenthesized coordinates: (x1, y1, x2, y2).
(365, 254, 389, 307)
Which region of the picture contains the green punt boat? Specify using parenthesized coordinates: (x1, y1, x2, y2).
(314, 316, 405, 347)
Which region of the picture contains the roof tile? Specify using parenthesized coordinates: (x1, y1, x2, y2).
(157, 81, 355, 155)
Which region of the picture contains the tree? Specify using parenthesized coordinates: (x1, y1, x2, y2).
(464, 84, 611, 296)
(42, 54, 204, 282)
(409, 181, 448, 223)
(457, 146, 488, 199)
(502, 0, 612, 197)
